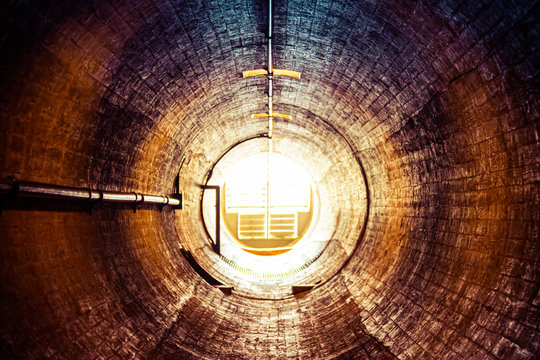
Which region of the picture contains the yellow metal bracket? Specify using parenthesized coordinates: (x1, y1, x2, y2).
(243, 69, 301, 79)
(251, 113, 291, 120)
(274, 69, 301, 78)
(242, 69, 268, 77)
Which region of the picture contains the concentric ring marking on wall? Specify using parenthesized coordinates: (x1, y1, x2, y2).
(187, 117, 371, 294)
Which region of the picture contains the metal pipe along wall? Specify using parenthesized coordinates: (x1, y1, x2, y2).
(0, 179, 181, 207)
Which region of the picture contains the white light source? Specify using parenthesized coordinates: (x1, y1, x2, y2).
(223, 152, 313, 245)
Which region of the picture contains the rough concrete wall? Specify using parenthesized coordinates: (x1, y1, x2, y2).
(0, 0, 538, 359)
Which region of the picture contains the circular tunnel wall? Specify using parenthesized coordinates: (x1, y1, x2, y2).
(0, 0, 539, 359)
(183, 120, 368, 299)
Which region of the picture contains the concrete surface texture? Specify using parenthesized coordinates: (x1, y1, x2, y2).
(0, 0, 538, 359)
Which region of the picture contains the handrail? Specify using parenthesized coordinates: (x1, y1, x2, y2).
(201, 185, 221, 255)
(0, 178, 182, 208)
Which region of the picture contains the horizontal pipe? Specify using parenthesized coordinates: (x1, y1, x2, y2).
(0, 179, 181, 207)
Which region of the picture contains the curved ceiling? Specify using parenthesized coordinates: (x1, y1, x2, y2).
(0, 0, 539, 359)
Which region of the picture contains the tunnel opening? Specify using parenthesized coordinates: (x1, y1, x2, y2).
(203, 148, 316, 256)
(185, 132, 369, 298)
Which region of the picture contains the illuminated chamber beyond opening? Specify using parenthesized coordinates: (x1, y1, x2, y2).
(222, 152, 314, 255)
(202, 147, 318, 257)
(198, 136, 367, 283)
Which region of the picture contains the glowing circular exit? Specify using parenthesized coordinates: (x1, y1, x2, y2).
(214, 151, 315, 256)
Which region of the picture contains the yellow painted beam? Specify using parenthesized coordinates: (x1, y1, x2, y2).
(273, 113, 291, 120)
(274, 69, 301, 79)
(243, 69, 268, 77)
(243, 68, 301, 79)
(251, 113, 291, 120)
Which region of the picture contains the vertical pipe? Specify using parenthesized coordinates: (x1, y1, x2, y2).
(215, 186, 220, 255)
(267, 0, 273, 138)
(267, 0, 273, 74)
(266, 0, 274, 233)
(202, 185, 221, 255)
(267, 138, 273, 238)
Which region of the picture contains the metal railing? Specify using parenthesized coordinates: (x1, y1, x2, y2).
(0, 178, 182, 210)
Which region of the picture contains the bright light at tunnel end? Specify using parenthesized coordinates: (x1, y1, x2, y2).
(198, 134, 368, 286)
(202, 147, 329, 277)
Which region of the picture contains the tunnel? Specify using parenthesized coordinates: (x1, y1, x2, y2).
(0, 0, 539, 359)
